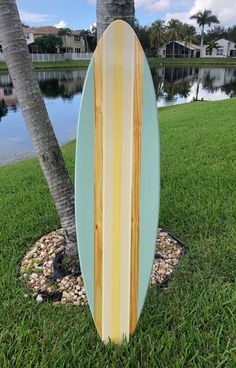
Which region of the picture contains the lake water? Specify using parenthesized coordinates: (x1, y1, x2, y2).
(0, 66, 236, 165)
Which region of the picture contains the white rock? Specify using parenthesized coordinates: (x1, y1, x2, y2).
(36, 294, 43, 303)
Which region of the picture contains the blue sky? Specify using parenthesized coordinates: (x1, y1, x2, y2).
(16, 0, 236, 30)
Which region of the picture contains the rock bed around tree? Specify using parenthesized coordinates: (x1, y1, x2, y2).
(19, 228, 185, 305)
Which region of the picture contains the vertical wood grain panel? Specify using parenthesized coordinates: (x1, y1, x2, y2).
(94, 40, 103, 337)
(102, 27, 114, 342)
(130, 38, 143, 335)
(111, 21, 124, 343)
(120, 29, 135, 339)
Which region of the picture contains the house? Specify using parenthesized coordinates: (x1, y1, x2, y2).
(202, 39, 236, 57)
(23, 26, 87, 54)
(159, 41, 200, 58)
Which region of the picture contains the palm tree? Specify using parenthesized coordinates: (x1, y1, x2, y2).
(0, 1, 77, 259)
(80, 30, 91, 53)
(58, 28, 72, 53)
(190, 9, 219, 57)
(149, 20, 167, 57)
(207, 40, 219, 56)
(97, 0, 135, 40)
(167, 19, 182, 58)
(184, 26, 196, 58)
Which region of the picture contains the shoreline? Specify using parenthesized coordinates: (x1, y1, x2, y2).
(1, 57, 236, 73)
(1, 98, 235, 168)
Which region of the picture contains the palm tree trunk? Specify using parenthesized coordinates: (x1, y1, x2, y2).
(200, 26, 204, 57)
(0, 0, 78, 258)
(157, 39, 160, 57)
(97, 0, 135, 40)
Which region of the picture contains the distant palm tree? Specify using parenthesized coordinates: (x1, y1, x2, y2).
(167, 19, 182, 58)
(207, 40, 219, 55)
(149, 20, 166, 57)
(190, 9, 219, 57)
(58, 28, 72, 53)
(183, 25, 196, 58)
(80, 30, 90, 53)
(96, 0, 135, 40)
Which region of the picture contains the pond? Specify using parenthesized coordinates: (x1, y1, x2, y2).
(0, 66, 236, 165)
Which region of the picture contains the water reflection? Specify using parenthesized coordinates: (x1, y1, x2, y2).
(0, 66, 236, 165)
(151, 67, 236, 106)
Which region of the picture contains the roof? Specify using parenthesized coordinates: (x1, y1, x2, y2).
(23, 26, 83, 36)
(160, 40, 200, 50)
(202, 38, 236, 49)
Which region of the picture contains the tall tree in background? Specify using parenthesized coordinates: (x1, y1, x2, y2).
(0, 0, 78, 260)
(150, 20, 167, 57)
(167, 19, 182, 58)
(133, 18, 151, 52)
(183, 24, 196, 58)
(97, 0, 135, 40)
(80, 30, 91, 52)
(190, 9, 219, 57)
(207, 40, 219, 55)
(34, 35, 63, 54)
(58, 28, 72, 53)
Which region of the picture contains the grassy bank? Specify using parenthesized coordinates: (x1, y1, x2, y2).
(1, 56, 236, 73)
(149, 57, 236, 68)
(0, 60, 90, 72)
(0, 99, 236, 367)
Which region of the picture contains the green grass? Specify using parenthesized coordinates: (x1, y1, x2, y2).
(1, 56, 236, 73)
(0, 99, 236, 367)
(0, 60, 90, 72)
(148, 57, 236, 68)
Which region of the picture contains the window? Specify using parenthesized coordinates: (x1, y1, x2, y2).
(217, 48, 224, 56)
(74, 35, 81, 42)
(4, 88, 12, 96)
(206, 49, 212, 56)
(24, 32, 30, 40)
(75, 48, 81, 53)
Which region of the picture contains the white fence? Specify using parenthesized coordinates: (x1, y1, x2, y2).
(0, 52, 93, 62)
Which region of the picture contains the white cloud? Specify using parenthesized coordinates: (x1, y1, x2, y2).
(165, 11, 193, 24)
(55, 20, 67, 28)
(87, 0, 170, 12)
(191, 0, 236, 25)
(90, 22, 97, 32)
(166, 0, 236, 27)
(136, 0, 170, 12)
(19, 10, 53, 23)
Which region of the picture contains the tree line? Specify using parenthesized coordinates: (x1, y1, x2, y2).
(23, 9, 236, 57)
(134, 10, 236, 57)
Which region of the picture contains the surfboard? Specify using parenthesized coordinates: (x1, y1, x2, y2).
(75, 20, 160, 344)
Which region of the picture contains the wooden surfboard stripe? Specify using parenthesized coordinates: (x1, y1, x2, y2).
(102, 23, 115, 342)
(130, 38, 143, 335)
(120, 27, 135, 339)
(94, 38, 103, 337)
(111, 21, 124, 342)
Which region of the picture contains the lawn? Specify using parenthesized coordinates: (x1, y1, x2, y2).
(0, 99, 236, 367)
(148, 57, 236, 68)
(1, 56, 236, 73)
(0, 60, 90, 72)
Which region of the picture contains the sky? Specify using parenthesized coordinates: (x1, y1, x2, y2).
(16, 0, 236, 31)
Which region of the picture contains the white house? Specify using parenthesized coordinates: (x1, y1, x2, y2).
(159, 41, 200, 58)
(202, 39, 236, 58)
(23, 29, 35, 46)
